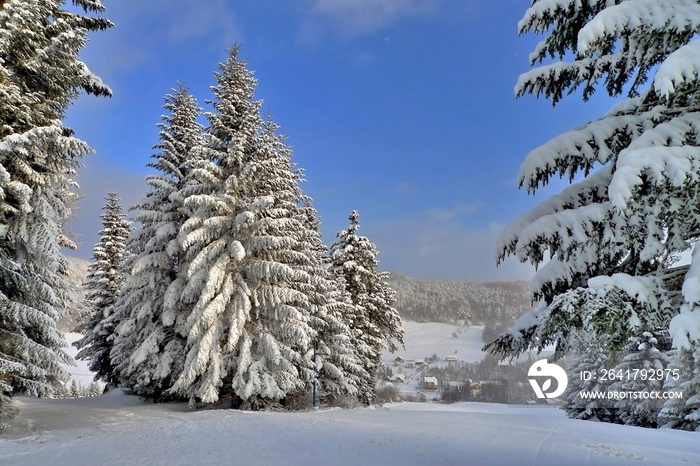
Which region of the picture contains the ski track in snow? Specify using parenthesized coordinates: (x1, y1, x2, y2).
(2, 390, 700, 466)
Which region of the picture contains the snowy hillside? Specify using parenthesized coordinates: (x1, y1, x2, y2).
(2, 391, 699, 465)
(382, 321, 485, 364)
(379, 322, 486, 401)
(62, 333, 102, 389)
(380, 321, 557, 402)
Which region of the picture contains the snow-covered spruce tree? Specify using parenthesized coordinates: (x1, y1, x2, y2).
(311, 275, 370, 406)
(88, 380, 102, 397)
(168, 47, 326, 409)
(659, 346, 700, 430)
(486, 1, 700, 360)
(74, 193, 130, 382)
(295, 197, 369, 406)
(330, 211, 404, 403)
(609, 331, 670, 428)
(561, 335, 617, 423)
(109, 85, 203, 401)
(69, 379, 80, 398)
(0, 0, 111, 422)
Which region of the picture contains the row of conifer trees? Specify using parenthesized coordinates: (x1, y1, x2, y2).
(74, 47, 404, 410)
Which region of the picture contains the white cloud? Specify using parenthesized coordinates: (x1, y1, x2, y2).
(167, 0, 242, 47)
(308, 0, 440, 36)
(356, 52, 376, 65)
(393, 181, 415, 196)
(79, 0, 242, 81)
(427, 200, 482, 222)
(366, 209, 537, 282)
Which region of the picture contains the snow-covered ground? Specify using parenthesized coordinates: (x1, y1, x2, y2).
(2, 390, 699, 465)
(3, 325, 698, 465)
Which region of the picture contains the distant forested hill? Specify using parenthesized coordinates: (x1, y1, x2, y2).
(387, 273, 532, 325)
(61, 260, 532, 330)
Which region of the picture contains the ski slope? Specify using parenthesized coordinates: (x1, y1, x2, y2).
(2, 390, 699, 465)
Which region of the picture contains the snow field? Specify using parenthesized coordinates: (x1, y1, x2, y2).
(2, 323, 699, 465)
(2, 390, 699, 466)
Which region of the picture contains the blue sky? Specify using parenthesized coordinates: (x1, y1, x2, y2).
(67, 0, 620, 281)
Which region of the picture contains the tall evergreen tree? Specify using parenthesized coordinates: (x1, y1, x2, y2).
(109, 85, 203, 400)
(0, 0, 111, 423)
(486, 1, 700, 363)
(609, 331, 670, 428)
(330, 210, 404, 403)
(659, 346, 700, 431)
(74, 193, 130, 382)
(168, 47, 327, 409)
(561, 335, 617, 423)
(295, 197, 368, 405)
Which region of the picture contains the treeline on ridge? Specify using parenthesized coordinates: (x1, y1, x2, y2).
(387, 273, 531, 325)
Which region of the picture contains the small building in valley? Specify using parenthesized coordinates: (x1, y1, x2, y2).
(423, 377, 438, 390)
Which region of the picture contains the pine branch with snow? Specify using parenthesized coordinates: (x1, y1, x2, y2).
(0, 0, 111, 423)
(296, 200, 368, 404)
(659, 346, 700, 431)
(486, 0, 700, 380)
